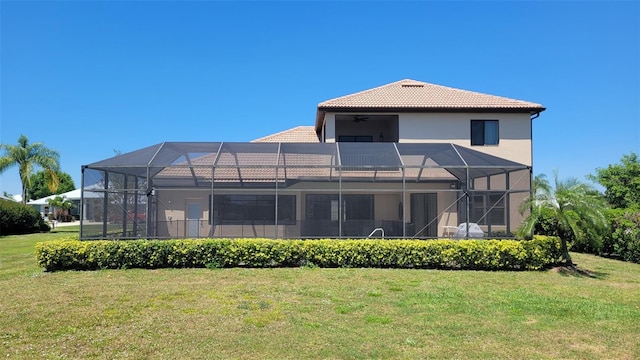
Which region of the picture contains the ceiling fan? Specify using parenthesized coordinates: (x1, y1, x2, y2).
(353, 115, 369, 123)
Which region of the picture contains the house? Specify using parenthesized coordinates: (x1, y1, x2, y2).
(28, 190, 79, 220)
(1, 194, 23, 202)
(80, 79, 544, 240)
(27, 188, 102, 221)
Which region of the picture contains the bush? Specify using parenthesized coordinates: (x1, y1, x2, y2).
(0, 199, 50, 235)
(532, 207, 605, 255)
(35, 236, 562, 272)
(603, 209, 640, 263)
(533, 207, 575, 241)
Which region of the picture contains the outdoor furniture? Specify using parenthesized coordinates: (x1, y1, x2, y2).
(442, 226, 457, 238)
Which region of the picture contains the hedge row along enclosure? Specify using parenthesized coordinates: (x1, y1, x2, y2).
(36, 236, 561, 272)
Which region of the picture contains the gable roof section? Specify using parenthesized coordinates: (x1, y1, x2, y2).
(252, 126, 319, 143)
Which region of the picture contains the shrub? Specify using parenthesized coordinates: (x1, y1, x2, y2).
(532, 207, 606, 255)
(0, 199, 49, 235)
(603, 209, 640, 263)
(35, 236, 562, 272)
(532, 207, 573, 241)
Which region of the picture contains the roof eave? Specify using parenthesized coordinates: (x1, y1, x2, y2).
(317, 106, 546, 114)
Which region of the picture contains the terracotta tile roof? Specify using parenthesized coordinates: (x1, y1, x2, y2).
(252, 126, 319, 143)
(318, 79, 545, 112)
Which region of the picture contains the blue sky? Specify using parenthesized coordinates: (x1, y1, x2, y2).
(1, 1, 638, 197)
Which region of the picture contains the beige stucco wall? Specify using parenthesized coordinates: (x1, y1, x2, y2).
(322, 112, 533, 166)
(155, 190, 208, 238)
(324, 113, 335, 142)
(374, 193, 402, 221)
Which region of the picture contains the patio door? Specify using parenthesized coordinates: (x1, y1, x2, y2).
(304, 195, 339, 237)
(342, 195, 374, 236)
(304, 194, 373, 237)
(187, 202, 201, 237)
(411, 193, 437, 238)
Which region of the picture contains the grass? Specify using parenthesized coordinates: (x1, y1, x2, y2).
(1, 228, 639, 359)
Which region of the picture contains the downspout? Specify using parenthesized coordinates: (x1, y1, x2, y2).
(529, 112, 538, 236)
(529, 111, 539, 175)
(530, 111, 540, 121)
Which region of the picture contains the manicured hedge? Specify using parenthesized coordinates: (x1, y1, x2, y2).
(35, 236, 561, 272)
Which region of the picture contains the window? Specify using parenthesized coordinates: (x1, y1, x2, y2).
(210, 195, 295, 225)
(305, 195, 337, 221)
(343, 195, 374, 220)
(338, 135, 373, 142)
(305, 194, 374, 221)
(471, 120, 499, 146)
(472, 193, 505, 225)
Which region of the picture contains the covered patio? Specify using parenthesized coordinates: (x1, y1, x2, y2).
(80, 142, 531, 240)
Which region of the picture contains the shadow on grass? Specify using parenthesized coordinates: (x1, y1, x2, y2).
(554, 264, 609, 279)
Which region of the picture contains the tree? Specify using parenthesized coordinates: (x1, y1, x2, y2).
(589, 153, 640, 264)
(28, 170, 75, 200)
(518, 173, 609, 267)
(0, 135, 60, 204)
(47, 195, 74, 222)
(588, 152, 640, 209)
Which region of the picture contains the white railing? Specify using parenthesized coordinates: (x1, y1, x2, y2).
(367, 227, 385, 239)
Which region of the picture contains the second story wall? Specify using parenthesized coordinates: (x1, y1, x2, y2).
(322, 112, 533, 166)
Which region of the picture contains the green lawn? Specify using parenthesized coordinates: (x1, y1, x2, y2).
(1, 229, 639, 359)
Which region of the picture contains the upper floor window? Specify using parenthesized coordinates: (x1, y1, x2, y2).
(471, 120, 499, 146)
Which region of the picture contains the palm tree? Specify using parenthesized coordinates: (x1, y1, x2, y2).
(47, 195, 74, 222)
(518, 173, 609, 267)
(0, 135, 60, 204)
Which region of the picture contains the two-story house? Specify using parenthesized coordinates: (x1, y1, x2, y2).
(80, 79, 544, 240)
